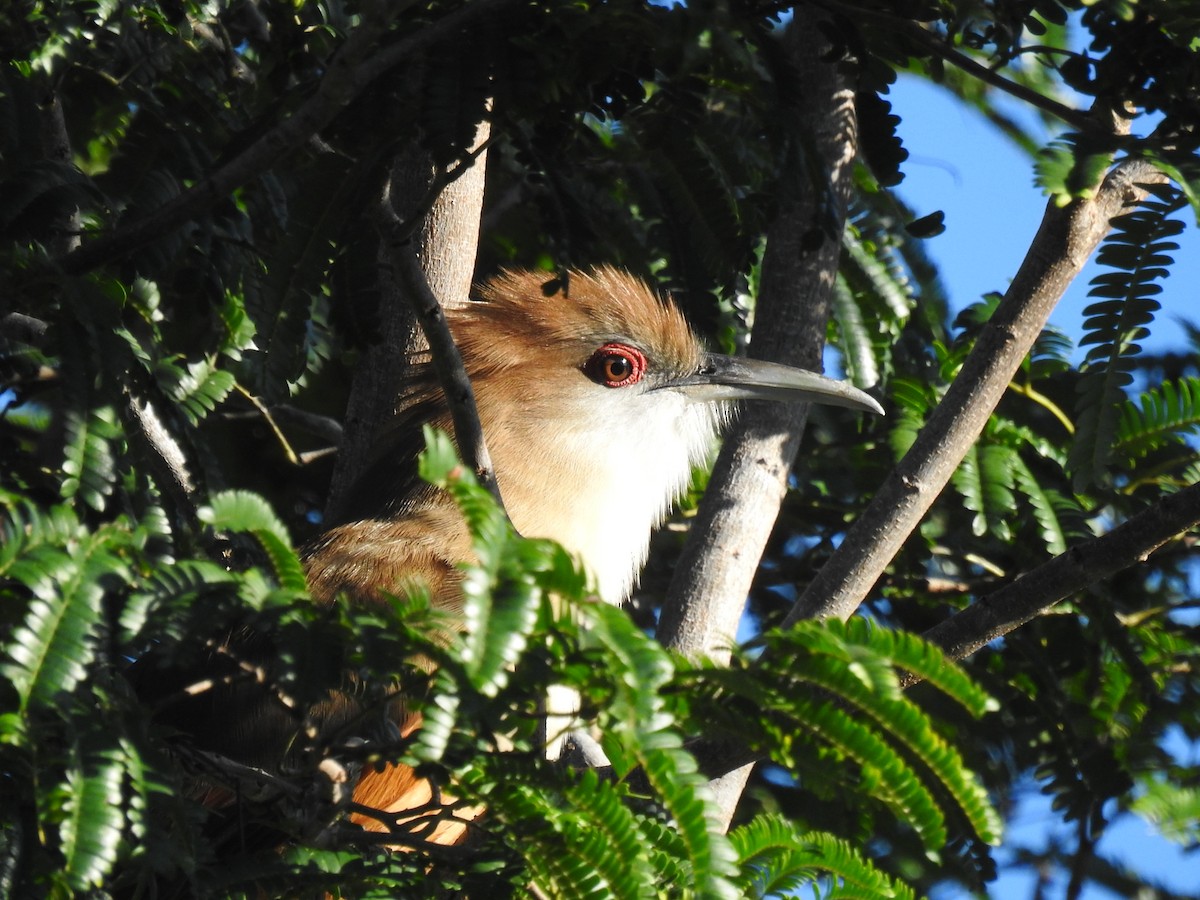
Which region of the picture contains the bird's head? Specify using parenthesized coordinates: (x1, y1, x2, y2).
(439, 267, 881, 602)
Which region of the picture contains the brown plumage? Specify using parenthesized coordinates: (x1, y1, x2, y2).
(149, 267, 882, 848)
(317, 267, 717, 606)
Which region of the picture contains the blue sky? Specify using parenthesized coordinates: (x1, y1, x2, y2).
(890, 75, 1200, 900)
(891, 77, 1199, 359)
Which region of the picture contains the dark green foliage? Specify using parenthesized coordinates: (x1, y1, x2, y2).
(855, 90, 909, 189)
(2, 1, 1200, 898)
(690, 618, 1000, 856)
(1035, 133, 1121, 205)
(1, 504, 124, 711)
(3, 425, 993, 896)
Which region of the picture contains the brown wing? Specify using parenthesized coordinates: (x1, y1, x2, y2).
(131, 503, 479, 847)
(303, 511, 481, 847)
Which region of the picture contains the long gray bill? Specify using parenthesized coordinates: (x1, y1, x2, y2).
(671, 352, 885, 416)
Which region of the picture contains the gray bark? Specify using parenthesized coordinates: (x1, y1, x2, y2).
(655, 15, 859, 829)
(787, 155, 1167, 627)
(325, 124, 491, 519)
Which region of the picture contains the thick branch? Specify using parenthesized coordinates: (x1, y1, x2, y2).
(910, 481, 1200, 675)
(657, 16, 858, 663)
(362, 119, 500, 508)
(59, 0, 515, 275)
(655, 13, 858, 831)
(788, 155, 1166, 626)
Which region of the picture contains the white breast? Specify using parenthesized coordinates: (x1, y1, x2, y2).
(490, 387, 722, 604)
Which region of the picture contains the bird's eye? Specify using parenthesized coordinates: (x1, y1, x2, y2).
(585, 343, 647, 388)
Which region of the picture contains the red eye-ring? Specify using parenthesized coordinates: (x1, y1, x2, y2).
(585, 343, 647, 388)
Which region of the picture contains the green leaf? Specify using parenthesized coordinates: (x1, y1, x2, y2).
(888, 377, 937, 459)
(1114, 376, 1200, 463)
(119, 558, 237, 644)
(1034, 134, 1115, 204)
(59, 750, 126, 890)
(731, 816, 916, 899)
(199, 490, 307, 592)
(2, 525, 129, 711)
(219, 288, 258, 359)
(1130, 779, 1200, 847)
(1069, 190, 1187, 489)
(159, 357, 236, 424)
(905, 209, 945, 239)
(582, 602, 740, 898)
(1012, 456, 1072, 555)
(952, 441, 1017, 540)
(839, 617, 995, 718)
(419, 428, 546, 695)
(699, 622, 1000, 851)
(61, 404, 122, 511)
(832, 274, 880, 388)
(515, 770, 659, 900)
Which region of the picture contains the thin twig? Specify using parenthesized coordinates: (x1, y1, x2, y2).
(263, 404, 344, 446)
(818, 0, 1098, 134)
(375, 179, 507, 514)
(234, 384, 301, 466)
(173, 742, 353, 842)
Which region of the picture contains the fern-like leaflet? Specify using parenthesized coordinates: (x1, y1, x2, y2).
(731, 816, 916, 899)
(412, 432, 743, 898)
(1068, 185, 1187, 490)
(1113, 376, 1200, 480)
(690, 619, 1000, 858)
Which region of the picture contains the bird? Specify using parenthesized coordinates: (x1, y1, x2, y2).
(151, 266, 883, 849)
(309, 267, 882, 607)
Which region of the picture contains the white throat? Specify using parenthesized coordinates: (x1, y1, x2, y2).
(489, 390, 722, 604)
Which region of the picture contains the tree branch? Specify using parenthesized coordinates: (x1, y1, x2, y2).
(34, 86, 82, 258)
(396, 244, 503, 508)
(676, 126, 1175, 785)
(325, 116, 493, 519)
(820, 0, 1100, 135)
(376, 170, 505, 511)
(906, 480, 1200, 681)
(788, 153, 1167, 626)
(655, 12, 859, 829)
(658, 15, 858, 663)
(124, 393, 198, 520)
